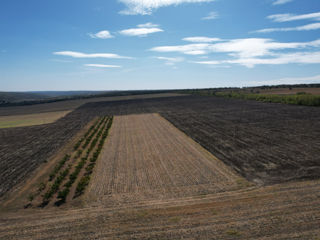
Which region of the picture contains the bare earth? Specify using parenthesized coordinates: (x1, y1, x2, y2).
(0, 112, 320, 239)
(0, 110, 71, 128)
(85, 113, 246, 206)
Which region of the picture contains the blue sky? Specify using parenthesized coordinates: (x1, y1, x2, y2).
(1, 0, 320, 91)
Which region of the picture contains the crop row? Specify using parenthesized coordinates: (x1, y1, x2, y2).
(56, 116, 112, 203)
(27, 116, 109, 207)
(47, 117, 103, 184)
(73, 119, 100, 151)
(75, 117, 113, 197)
(51, 116, 108, 204)
(82, 117, 106, 149)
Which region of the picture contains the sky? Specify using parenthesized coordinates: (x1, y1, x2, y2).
(1, 0, 320, 91)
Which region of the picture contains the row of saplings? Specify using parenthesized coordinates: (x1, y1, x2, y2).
(31, 116, 113, 207)
(58, 117, 113, 204)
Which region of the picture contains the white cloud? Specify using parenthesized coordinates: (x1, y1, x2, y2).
(268, 12, 320, 22)
(254, 22, 320, 33)
(137, 22, 159, 28)
(272, 0, 293, 5)
(53, 51, 132, 59)
(119, 27, 163, 37)
(118, 0, 214, 15)
(151, 38, 320, 58)
(152, 37, 320, 68)
(84, 64, 121, 68)
(202, 11, 218, 20)
(156, 56, 184, 65)
(89, 30, 114, 39)
(151, 43, 210, 55)
(194, 51, 320, 68)
(228, 51, 320, 68)
(183, 36, 221, 43)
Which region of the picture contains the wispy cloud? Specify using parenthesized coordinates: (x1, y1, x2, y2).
(119, 27, 163, 37)
(53, 51, 132, 59)
(272, 0, 293, 5)
(156, 56, 184, 65)
(254, 22, 320, 33)
(84, 64, 121, 68)
(152, 38, 320, 57)
(183, 36, 221, 43)
(152, 38, 320, 68)
(88, 30, 114, 39)
(118, 0, 214, 15)
(151, 43, 210, 55)
(137, 22, 159, 28)
(194, 51, 320, 68)
(119, 23, 163, 37)
(202, 11, 218, 20)
(268, 12, 320, 22)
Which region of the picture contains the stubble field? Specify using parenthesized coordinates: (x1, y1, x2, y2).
(0, 94, 320, 239)
(86, 113, 246, 206)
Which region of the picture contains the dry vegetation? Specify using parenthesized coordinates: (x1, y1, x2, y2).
(0, 110, 70, 128)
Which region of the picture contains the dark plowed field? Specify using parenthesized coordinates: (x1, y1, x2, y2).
(1, 95, 320, 196)
(80, 96, 320, 184)
(0, 109, 94, 196)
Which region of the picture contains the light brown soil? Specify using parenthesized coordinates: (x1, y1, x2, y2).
(85, 113, 248, 207)
(0, 110, 71, 128)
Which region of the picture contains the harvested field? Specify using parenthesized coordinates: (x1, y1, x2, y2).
(1, 95, 320, 197)
(76, 95, 320, 184)
(1, 179, 319, 239)
(1, 95, 320, 239)
(0, 110, 70, 128)
(86, 114, 245, 206)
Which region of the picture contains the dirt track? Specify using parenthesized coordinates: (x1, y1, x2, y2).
(86, 114, 245, 206)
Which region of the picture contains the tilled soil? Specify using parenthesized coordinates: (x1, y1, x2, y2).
(1, 95, 320, 197)
(85, 114, 245, 206)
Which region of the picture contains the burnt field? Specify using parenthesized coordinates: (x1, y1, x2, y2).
(1, 95, 320, 197)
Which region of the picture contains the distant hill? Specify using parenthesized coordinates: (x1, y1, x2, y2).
(29, 91, 111, 98)
(0, 92, 50, 103)
(0, 90, 171, 107)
